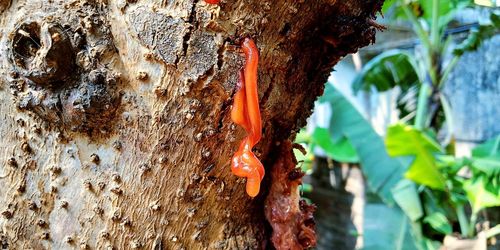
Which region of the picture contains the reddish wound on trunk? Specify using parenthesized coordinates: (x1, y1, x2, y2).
(230, 38, 264, 197)
(204, 0, 220, 4)
(264, 141, 317, 249)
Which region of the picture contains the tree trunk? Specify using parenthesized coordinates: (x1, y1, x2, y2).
(0, 0, 382, 248)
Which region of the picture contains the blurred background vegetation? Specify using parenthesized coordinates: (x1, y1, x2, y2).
(297, 0, 500, 249)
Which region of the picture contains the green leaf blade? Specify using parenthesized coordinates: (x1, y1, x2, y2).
(386, 124, 446, 190)
(323, 84, 407, 204)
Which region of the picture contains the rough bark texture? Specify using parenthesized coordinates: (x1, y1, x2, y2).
(0, 0, 383, 249)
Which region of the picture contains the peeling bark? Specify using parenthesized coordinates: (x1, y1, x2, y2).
(0, 0, 383, 249)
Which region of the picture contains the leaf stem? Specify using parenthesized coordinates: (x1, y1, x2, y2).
(469, 212, 478, 238)
(439, 94, 454, 145)
(401, 3, 437, 83)
(401, 4, 432, 53)
(396, 216, 408, 250)
(485, 224, 500, 238)
(439, 55, 460, 88)
(414, 82, 431, 130)
(430, 0, 440, 48)
(456, 205, 470, 237)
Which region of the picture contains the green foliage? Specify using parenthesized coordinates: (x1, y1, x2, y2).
(386, 124, 446, 190)
(386, 130, 500, 238)
(464, 136, 500, 213)
(423, 212, 453, 235)
(436, 138, 500, 236)
(319, 84, 407, 205)
(300, 183, 313, 193)
(470, 135, 500, 191)
(392, 180, 424, 221)
(385, 0, 473, 30)
(418, 0, 473, 28)
(350, 50, 421, 121)
(293, 129, 315, 173)
(454, 12, 500, 56)
(464, 175, 500, 213)
(381, 0, 398, 15)
(307, 0, 500, 248)
(308, 85, 500, 244)
(352, 50, 420, 93)
(472, 135, 500, 158)
(311, 128, 359, 163)
(363, 203, 419, 250)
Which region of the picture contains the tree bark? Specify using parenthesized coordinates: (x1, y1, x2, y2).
(0, 0, 383, 249)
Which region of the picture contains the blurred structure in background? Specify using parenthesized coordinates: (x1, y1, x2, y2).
(444, 34, 500, 157)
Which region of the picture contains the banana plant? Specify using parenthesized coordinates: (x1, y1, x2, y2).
(354, 0, 500, 245)
(305, 85, 500, 249)
(298, 0, 500, 249)
(355, 0, 499, 134)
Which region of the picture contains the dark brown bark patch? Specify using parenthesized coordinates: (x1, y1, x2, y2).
(10, 22, 74, 86)
(6, 4, 122, 137)
(0, 0, 9, 14)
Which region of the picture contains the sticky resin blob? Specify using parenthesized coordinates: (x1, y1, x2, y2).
(230, 38, 264, 197)
(204, 0, 220, 4)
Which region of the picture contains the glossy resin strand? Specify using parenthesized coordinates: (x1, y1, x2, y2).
(204, 0, 220, 4)
(230, 38, 264, 197)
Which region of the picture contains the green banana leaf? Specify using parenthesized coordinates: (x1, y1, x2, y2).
(311, 127, 360, 163)
(454, 12, 500, 56)
(352, 50, 420, 94)
(464, 135, 500, 213)
(319, 84, 407, 204)
(392, 179, 424, 222)
(386, 124, 446, 190)
(418, 0, 472, 28)
(363, 202, 419, 250)
(384, 0, 473, 29)
(464, 175, 500, 213)
(423, 212, 453, 235)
